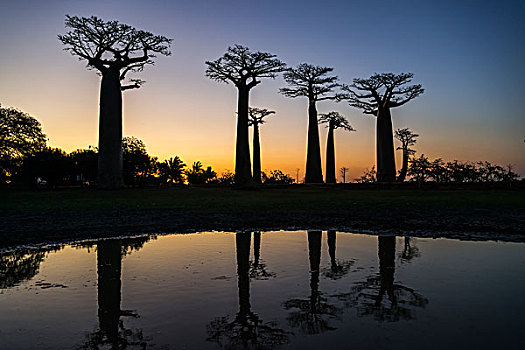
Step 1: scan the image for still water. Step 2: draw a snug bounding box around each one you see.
[1,231,524,349]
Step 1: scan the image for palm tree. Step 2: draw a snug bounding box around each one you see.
[318,112,355,183]
[158,156,186,184]
[248,107,275,183]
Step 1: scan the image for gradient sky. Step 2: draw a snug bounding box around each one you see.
[1,0,524,179]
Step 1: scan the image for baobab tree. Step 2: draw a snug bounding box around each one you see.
[58,15,172,189]
[318,112,355,183]
[248,107,275,183]
[205,45,286,186]
[343,73,423,182]
[280,64,346,183]
[339,167,349,183]
[395,128,419,182]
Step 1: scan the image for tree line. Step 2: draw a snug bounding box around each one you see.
[0,15,521,188]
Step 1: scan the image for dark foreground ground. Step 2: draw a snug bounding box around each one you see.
[1,184,524,249]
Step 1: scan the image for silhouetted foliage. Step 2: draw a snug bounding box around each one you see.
[248,107,276,184]
[69,147,98,185]
[157,156,186,185]
[205,45,286,186]
[395,128,419,182]
[407,155,520,184]
[280,64,346,183]
[19,147,71,188]
[343,73,424,182]
[186,161,217,184]
[58,15,172,189]
[262,170,295,184]
[0,246,62,289]
[122,136,158,187]
[0,104,47,185]
[318,112,355,183]
[217,169,235,185]
[355,166,377,183]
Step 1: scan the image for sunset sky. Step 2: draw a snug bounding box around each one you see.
[1,0,524,179]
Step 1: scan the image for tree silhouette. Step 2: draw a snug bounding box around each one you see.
[207,232,289,348]
[158,156,186,184]
[343,73,423,182]
[58,15,172,189]
[248,108,276,184]
[80,237,152,349]
[205,45,286,186]
[339,167,349,183]
[0,104,47,184]
[334,236,428,322]
[283,231,342,334]
[185,161,217,184]
[0,246,62,289]
[280,64,346,183]
[318,112,355,183]
[395,128,419,182]
[323,230,354,280]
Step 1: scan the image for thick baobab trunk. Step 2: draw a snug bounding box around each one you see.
[327,230,337,270]
[235,87,253,186]
[307,231,322,311]
[252,123,261,184]
[325,123,336,183]
[378,236,396,304]
[305,101,323,183]
[376,108,396,182]
[97,67,123,189]
[397,149,409,182]
[236,232,251,317]
[97,239,122,344]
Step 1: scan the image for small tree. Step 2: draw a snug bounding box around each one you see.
[58,15,172,189]
[205,45,286,186]
[248,107,275,183]
[318,112,355,183]
[186,161,217,184]
[339,167,349,183]
[0,104,47,184]
[343,73,423,182]
[394,128,419,182]
[355,166,377,183]
[280,64,346,183]
[158,156,186,185]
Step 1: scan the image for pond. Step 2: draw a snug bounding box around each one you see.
[1,231,524,349]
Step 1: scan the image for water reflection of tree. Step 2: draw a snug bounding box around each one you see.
[334,236,428,322]
[207,232,289,349]
[0,246,62,289]
[322,230,354,280]
[399,237,420,263]
[283,231,343,335]
[80,236,153,349]
[249,231,276,280]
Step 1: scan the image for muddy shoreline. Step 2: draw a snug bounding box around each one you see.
[2,207,524,250]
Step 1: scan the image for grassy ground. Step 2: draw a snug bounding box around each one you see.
[1,184,524,248]
[2,184,523,211]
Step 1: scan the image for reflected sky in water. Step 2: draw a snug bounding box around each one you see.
[1,231,524,349]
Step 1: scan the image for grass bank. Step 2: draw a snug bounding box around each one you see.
[1,184,524,248]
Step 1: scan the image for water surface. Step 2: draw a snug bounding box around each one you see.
[1,231,524,349]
